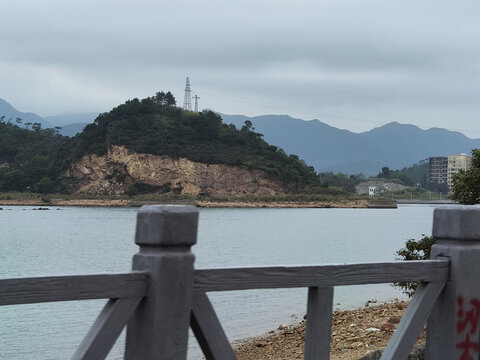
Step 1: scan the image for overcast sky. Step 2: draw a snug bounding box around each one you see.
[1,0,479,137]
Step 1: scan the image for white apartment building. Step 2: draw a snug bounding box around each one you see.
[447,153,472,191]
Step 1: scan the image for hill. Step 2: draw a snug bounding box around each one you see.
[67,96,318,187]
[221,114,480,175]
[0,93,323,196]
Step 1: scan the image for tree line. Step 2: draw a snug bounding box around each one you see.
[0,118,70,193]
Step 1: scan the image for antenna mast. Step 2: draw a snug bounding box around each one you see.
[193,94,200,112]
[183,77,192,111]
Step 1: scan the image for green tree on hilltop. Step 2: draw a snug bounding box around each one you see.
[377,166,391,179]
[451,149,480,205]
[154,91,176,106]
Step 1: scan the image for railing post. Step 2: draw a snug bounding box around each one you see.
[426,205,480,360]
[125,205,199,360]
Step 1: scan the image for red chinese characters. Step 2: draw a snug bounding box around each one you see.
[456,296,480,360]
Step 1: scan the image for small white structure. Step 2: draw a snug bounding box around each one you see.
[356,180,407,195]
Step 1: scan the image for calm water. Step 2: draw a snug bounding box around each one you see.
[0,204,441,359]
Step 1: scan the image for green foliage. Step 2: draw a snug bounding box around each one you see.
[0,119,68,193]
[377,166,391,179]
[125,182,182,198]
[451,149,480,204]
[394,235,436,297]
[318,172,365,193]
[34,177,56,194]
[153,91,176,106]
[383,160,428,187]
[1,170,29,192]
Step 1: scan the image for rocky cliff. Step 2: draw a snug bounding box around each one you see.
[64,146,288,196]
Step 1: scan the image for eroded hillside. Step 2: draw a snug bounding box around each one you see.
[64,146,288,197]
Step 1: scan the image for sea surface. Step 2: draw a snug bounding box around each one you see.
[0,204,442,359]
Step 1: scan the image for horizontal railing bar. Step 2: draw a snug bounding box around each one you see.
[0,272,148,306]
[194,260,449,292]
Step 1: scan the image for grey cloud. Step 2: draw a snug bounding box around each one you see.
[0,0,479,137]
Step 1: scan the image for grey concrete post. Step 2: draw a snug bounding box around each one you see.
[426,205,480,360]
[125,205,199,360]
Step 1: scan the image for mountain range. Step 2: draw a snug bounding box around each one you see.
[0,98,97,137]
[1,97,479,175]
[0,98,50,128]
[221,114,480,175]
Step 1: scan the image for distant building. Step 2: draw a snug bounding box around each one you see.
[428,154,472,193]
[447,153,472,191]
[355,180,406,196]
[428,157,448,193]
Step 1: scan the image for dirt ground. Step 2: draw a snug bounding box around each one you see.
[234,301,425,360]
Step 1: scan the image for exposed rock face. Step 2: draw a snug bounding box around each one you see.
[64,145,287,196]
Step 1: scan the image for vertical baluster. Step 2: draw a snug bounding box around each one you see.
[304,286,334,360]
[190,291,237,360]
[426,206,480,360]
[125,205,199,360]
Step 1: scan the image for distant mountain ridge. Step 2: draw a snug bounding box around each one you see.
[220,114,480,175]
[2,97,479,176]
[44,113,98,127]
[0,98,95,136]
[0,98,52,129]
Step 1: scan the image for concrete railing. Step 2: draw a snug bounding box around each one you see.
[1,204,480,359]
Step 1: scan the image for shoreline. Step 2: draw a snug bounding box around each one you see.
[234,300,423,360]
[0,198,129,207]
[0,198,397,209]
[195,199,373,208]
